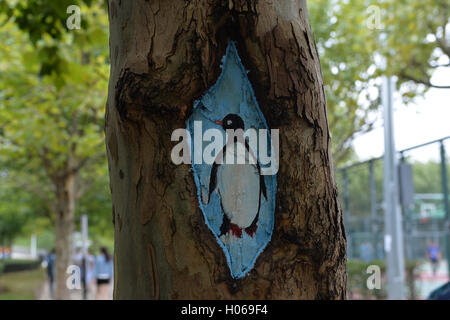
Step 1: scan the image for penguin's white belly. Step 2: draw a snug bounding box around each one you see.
[217,163,260,228]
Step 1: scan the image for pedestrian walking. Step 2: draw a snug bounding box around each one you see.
[94,247,113,300]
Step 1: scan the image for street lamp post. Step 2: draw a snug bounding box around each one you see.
[382,76,406,299]
[439,141,450,277]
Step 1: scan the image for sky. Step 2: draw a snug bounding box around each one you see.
[352,67,450,163]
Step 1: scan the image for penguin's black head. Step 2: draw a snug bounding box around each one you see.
[215,114,244,130]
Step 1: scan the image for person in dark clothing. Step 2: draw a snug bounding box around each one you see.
[46,249,56,298]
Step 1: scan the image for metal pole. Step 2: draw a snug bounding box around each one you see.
[382,76,406,299]
[369,160,378,258]
[399,154,412,261]
[30,234,37,259]
[343,169,352,259]
[439,141,450,277]
[81,214,88,300]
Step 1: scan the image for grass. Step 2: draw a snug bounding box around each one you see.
[0,268,46,300]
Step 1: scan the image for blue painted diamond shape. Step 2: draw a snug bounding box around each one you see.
[186,42,277,278]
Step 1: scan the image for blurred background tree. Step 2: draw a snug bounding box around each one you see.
[383,0,450,91]
[0,1,109,299]
[0,178,33,249]
[309,0,450,164]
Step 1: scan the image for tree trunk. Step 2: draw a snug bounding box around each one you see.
[53,173,76,300]
[106,0,346,299]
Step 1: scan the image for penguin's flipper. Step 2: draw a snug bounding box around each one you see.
[260,174,267,200]
[207,162,219,204]
[218,207,231,237]
[207,145,226,204]
[256,161,267,200]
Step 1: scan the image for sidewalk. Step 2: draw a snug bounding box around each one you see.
[415,260,449,299]
[38,281,108,300]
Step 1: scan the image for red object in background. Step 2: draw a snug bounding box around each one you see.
[420,217,430,224]
[0,247,11,254]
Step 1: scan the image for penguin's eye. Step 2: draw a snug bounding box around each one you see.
[227,120,232,125]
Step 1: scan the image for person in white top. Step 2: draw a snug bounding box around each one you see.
[94,247,114,300]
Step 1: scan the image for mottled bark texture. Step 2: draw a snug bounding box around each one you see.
[106,0,346,299]
[53,173,76,300]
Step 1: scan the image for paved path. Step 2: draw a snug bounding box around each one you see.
[38,281,111,300]
[415,260,449,299]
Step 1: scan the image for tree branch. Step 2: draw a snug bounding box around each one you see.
[399,70,450,89]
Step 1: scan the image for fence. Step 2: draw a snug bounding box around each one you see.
[337,136,450,275]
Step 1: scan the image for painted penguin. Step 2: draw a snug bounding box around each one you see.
[207,113,267,239]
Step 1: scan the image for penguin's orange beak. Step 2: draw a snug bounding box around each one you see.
[215,120,223,126]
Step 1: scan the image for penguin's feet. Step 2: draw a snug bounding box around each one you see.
[229,223,243,238]
[245,223,258,237]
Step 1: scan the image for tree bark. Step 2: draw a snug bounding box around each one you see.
[106,0,346,299]
[53,173,76,300]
